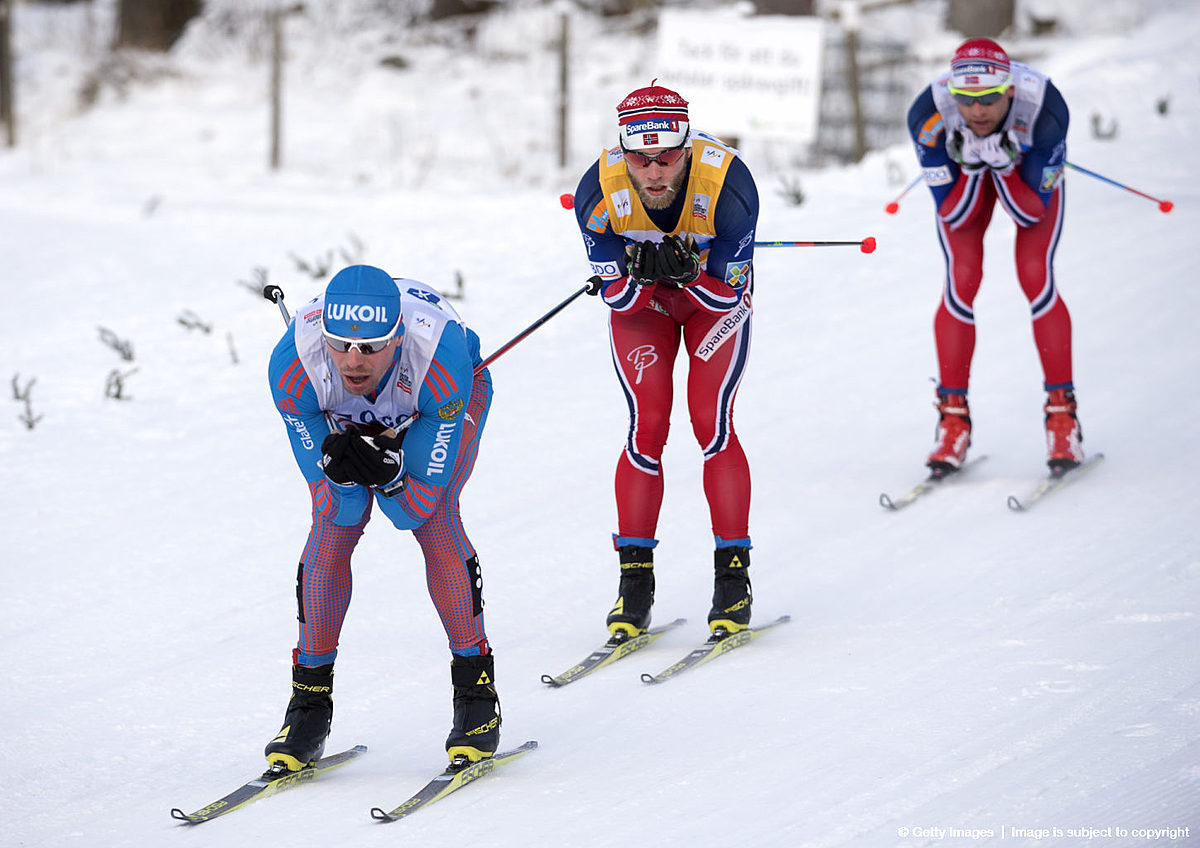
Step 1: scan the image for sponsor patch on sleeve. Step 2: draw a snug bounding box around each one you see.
[918,114,944,147]
[1040,165,1064,192]
[922,165,954,186]
[586,200,610,233]
[725,262,751,288]
[590,260,621,280]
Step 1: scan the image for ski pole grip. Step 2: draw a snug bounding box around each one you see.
[263,284,284,304]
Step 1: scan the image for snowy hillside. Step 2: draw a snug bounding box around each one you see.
[2,1,1198,846]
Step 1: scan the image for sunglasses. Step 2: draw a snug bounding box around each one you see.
[323,331,396,355]
[948,84,1011,106]
[621,139,689,168]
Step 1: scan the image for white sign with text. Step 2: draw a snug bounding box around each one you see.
[656,11,824,143]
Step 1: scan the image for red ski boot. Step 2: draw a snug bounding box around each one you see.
[927,393,971,474]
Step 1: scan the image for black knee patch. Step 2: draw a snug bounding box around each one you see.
[295,561,306,623]
[465,555,484,617]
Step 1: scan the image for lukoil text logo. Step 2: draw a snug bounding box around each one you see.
[426,421,458,476]
[326,303,389,324]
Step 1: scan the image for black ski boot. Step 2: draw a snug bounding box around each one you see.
[605,544,655,638]
[708,546,752,635]
[264,664,334,772]
[446,653,501,764]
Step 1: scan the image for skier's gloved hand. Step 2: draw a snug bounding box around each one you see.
[977,129,1020,174]
[320,431,406,496]
[657,234,702,286]
[947,130,987,170]
[626,240,660,287]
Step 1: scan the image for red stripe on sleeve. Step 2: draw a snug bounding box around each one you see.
[281,358,310,398]
[423,360,456,402]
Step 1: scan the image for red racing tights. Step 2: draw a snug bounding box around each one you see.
[608,286,752,544]
[934,179,1073,394]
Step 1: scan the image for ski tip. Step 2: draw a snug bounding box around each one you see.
[370,807,395,822]
[170,808,201,824]
[879,493,897,510]
[640,673,660,684]
[540,674,563,687]
[1006,495,1025,512]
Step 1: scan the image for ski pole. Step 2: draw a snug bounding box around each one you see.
[884,174,923,215]
[1064,161,1174,212]
[561,192,877,252]
[755,237,876,253]
[476,277,602,372]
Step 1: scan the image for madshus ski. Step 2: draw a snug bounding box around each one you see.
[170,745,367,824]
[1007,452,1105,511]
[641,615,791,684]
[370,740,538,822]
[541,618,687,687]
[879,455,988,511]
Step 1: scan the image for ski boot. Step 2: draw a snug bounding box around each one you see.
[708,546,752,635]
[264,663,334,772]
[446,652,501,765]
[605,544,655,638]
[927,392,971,474]
[1044,388,1084,472]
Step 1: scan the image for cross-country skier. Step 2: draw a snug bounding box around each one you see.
[570,82,760,640]
[907,38,1084,472]
[265,264,498,771]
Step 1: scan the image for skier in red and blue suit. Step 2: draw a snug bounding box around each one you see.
[263,265,500,773]
[907,38,1084,474]
[571,82,760,640]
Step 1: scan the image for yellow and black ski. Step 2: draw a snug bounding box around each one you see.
[170,745,367,824]
[640,616,791,685]
[540,618,686,687]
[369,740,537,822]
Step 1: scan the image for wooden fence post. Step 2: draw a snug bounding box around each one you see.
[1,0,14,148]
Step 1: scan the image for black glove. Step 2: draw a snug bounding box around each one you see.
[657,234,702,286]
[320,432,406,496]
[626,240,660,286]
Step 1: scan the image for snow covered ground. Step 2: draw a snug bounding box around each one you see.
[2,1,1198,846]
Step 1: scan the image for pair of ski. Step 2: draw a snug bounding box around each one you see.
[879,453,1105,512]
[170,740,537,825]
[540,614,791,688]
[172,616,789,824]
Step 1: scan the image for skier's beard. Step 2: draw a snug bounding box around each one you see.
[632,166,688,211]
